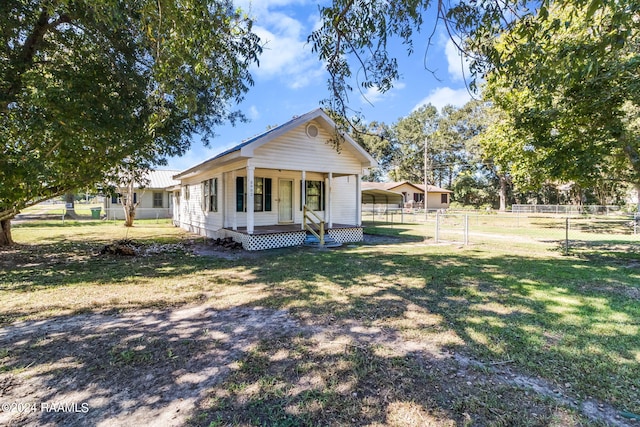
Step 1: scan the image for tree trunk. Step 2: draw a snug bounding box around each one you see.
[65,193,77,218]
[0,219,13,246]
[123,204,136,227]
[636,184,640,213]
[498,174,508,211]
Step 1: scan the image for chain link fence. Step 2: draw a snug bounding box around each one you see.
[363,208,640,254]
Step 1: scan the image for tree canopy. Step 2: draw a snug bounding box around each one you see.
[312,0,639,206]
[0,0,261,244]
[482,0,640,201]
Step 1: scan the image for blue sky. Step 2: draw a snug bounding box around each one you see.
[166,0,472,171]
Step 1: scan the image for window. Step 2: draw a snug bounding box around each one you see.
[441,193,448,204]
[153,192,164,208]
[301,181,325,211]
[253,177,272,212]
[209,178,217,212]
[202,178,218,212]
[236,177,271,212]
[236,177,245,212]
[119,193,137,205]
[184,185,190,200]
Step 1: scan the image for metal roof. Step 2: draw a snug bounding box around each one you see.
[362,181,453,193]
[138,170,180,189]
[361,188,404,205]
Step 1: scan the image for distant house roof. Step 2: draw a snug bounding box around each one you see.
[174,108,377,180]
[146,170,180,189]
[411,183,453,194]
[362,181,452,193]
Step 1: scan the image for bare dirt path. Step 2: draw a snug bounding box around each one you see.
[0,302,632,426]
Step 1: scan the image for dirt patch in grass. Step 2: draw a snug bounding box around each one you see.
[0,304,629,426]
[0,305,299,426]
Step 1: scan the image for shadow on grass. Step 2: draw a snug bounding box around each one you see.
[0,306,310,426]
[240,246,640,416]
[0,242,209,292]
[1,231,639,424]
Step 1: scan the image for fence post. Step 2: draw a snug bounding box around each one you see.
[435,211,440,243]
[565,217,569,256]
[464,214,469,245]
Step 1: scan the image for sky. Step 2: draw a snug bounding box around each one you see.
[165,0,473,171]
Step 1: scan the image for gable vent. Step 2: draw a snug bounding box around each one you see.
[306,123,319,138]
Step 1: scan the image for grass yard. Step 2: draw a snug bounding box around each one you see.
[20,202,104,216]
[0,219,638,426]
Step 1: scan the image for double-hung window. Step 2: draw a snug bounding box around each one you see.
[153,192,163,208]
[236,177,271,212]
[302,181,325,211]
[202,178,218,212]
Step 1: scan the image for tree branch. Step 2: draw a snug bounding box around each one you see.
[2,8,73,111]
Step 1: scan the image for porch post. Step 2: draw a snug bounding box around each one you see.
[247,165,255,234]
[327,173,333,228]
[232,170,237,231]
[301,170,306,230]
[220,172,225,228]
[356,173,362,226]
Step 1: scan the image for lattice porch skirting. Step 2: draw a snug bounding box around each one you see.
[222,226,363,251]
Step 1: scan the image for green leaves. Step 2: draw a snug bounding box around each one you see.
[309,0,430,118]
[483,0,640,192]
[1,0,262,227]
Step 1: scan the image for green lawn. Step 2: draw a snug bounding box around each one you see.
[21,202,104,216]
[1,220,638,425]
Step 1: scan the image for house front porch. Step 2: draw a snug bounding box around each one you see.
[221,223,363,251]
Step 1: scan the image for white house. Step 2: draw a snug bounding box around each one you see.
[104,170,179,220]
[172,109,378,250]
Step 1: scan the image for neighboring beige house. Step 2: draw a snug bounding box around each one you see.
[103,170,179,220]
[361,181,452,210]
[171,109,377,250]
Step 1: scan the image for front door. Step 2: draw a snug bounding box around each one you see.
[278,179,293,223]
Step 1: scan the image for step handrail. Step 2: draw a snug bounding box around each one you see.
[303,205,325,245]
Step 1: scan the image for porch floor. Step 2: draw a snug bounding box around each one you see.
[226,223,360,235]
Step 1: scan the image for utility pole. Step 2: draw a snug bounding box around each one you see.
[424,136,429,221]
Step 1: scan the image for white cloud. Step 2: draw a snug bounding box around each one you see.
[248,105,260,120]
[360,82,406,105]
[252,25,324,88]
[413,87,472,111]
[444,38,471,82]
[243,5,324,89]
[235,0,307,18]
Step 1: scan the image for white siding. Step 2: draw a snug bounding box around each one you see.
[330,176,358,225]
[176,174,227,236]
[175,118,372,236]
[103,190,172,220]
[252,122,363,174]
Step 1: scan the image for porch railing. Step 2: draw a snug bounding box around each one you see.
[303,205,325,245]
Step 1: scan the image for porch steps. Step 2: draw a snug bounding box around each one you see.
[303,233,342,248]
